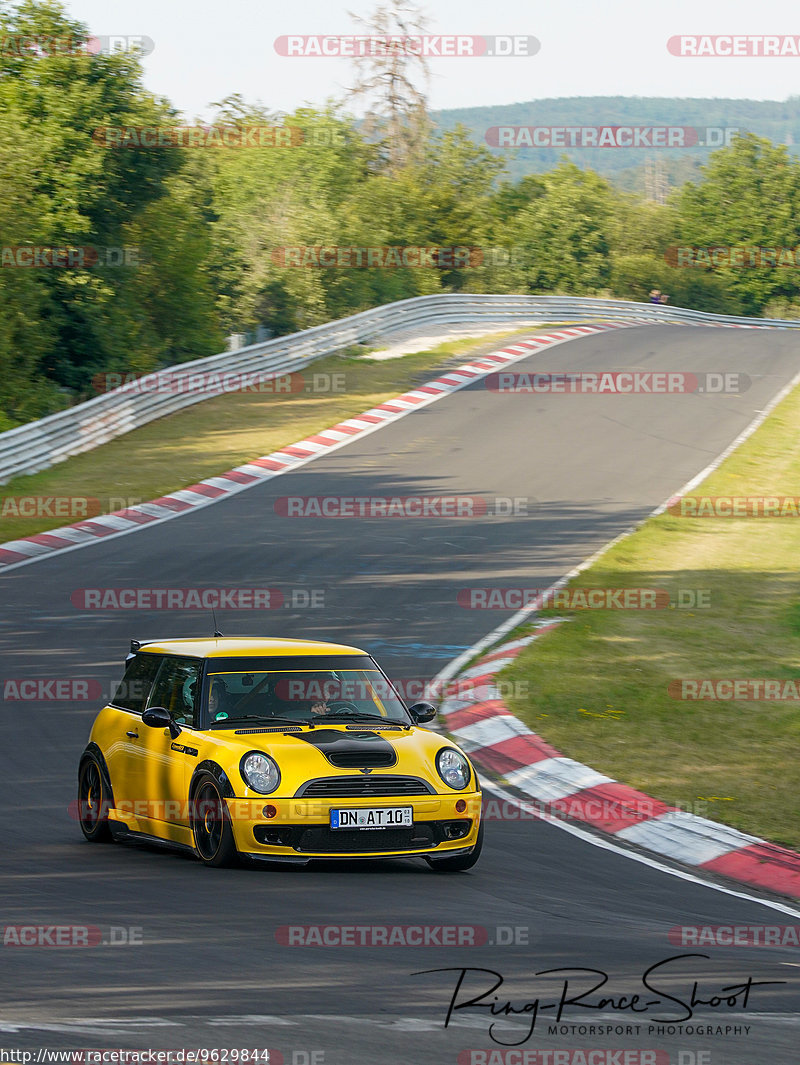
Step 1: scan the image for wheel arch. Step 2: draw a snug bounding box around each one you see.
[78,743,116,807]
[189,760,236,800]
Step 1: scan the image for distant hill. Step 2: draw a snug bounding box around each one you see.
[431,96,800,190]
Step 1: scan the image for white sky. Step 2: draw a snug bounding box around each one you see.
[58,0,800,121]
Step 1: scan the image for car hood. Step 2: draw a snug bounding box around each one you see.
[222,723,467,783]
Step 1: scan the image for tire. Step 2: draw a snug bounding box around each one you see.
[191,774,238,867]
[77,756,113,843]
[426,819,483,873]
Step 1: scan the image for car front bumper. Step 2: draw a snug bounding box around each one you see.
[224,793,482,859]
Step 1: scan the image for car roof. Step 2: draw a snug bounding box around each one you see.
[134,637,369,659]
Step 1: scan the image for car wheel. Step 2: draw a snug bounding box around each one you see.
[426,819,483,872]
[191,775,238,867]
[77,756,113,843]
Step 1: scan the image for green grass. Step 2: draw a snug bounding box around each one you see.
[500,383,800,849]
[0,328,548,543]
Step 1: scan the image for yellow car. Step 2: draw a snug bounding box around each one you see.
[77,637,483,870]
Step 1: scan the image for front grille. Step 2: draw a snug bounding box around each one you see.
[296,775,434,798]
[295,824,437,853]
[326,750,396,769]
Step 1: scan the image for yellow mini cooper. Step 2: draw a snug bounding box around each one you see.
[77,637,483,870]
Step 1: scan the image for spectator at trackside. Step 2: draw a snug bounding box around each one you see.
[649,289,662,304]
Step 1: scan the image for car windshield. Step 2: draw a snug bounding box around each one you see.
[204,665,410,727]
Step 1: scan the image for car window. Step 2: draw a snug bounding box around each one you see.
[204,667,409,725]
[111,653,162,714]
[147,656,202,727]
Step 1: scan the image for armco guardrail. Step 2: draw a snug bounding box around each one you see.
[2,293,799,485]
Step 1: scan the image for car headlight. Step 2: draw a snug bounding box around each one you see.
[436,747,471,791]
[240,751,281,794]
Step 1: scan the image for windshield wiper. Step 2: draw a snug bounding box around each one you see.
[208,715,312,729]
[322,711,411,730]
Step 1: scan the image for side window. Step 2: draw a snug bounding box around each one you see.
[147,656,202,727]
[112,654,162,714]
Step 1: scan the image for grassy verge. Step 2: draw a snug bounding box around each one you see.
[0,327,548,543]
[500,382,800,849]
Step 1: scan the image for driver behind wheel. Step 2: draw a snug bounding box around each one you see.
[308,671,343,716]
[269,672,341,717]
[307,672,368,717]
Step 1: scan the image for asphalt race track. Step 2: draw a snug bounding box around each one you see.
[2,324,800,1064]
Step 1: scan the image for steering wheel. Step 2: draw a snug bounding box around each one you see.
[324,701,361,715]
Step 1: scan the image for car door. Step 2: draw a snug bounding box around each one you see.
[133,654,203,843]
[103,652,163,819]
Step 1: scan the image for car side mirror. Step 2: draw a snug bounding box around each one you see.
[142,706,182,739]
[408,702,437,724]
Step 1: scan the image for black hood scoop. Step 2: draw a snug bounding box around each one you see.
[294,729,397,769]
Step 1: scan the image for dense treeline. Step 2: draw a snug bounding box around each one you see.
[3,1,800,429]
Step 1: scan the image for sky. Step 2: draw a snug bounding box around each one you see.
[56,0,800,121]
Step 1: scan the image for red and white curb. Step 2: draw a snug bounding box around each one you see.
[0,323,635,573]
[441,624,800,898]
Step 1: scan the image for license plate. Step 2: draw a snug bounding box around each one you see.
[330,806,413,830]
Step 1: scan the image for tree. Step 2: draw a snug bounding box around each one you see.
[204,103,377,335]
[344,0,431,173]
[676,134,800,314]
[503,163,620,294]
[0,113,57,425]
[0,0,224,411]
